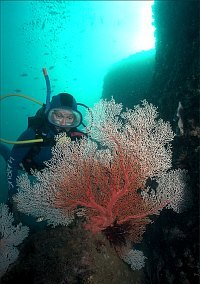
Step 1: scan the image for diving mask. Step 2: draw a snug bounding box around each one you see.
[48,108,82,128]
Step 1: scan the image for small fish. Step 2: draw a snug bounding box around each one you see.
[20,73,28,77]
[14,89,22,92]
[36,217,45,222]
[42,20,46,30]
[34,77,39,80]
[49,11,59,15]
[49,66,54,70]
[44,52,49,55]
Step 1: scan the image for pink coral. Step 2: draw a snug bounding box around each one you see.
[54,136,166,241]
[16,99,187,248]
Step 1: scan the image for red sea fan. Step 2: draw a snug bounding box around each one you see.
[53,136,166,245]
[16,99,188,247]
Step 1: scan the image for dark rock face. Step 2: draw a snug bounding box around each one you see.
[147,1,199,126]
[102,1,199,284]
[102,49,155,109]
[142,209,199,284]
[1,221,143,284]
[143,2,199,284]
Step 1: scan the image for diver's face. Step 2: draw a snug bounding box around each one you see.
[52,110,75,126]
[48,107,82,130]
[49,109,75,128]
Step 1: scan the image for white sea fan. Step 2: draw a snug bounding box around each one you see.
[155,169,189,213]
[141,168,189,213]
[14,99,189,236]
[121,249,147,270]
[15,173,75,227]
[0,203,29,278]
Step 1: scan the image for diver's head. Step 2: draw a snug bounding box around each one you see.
[46,93,82,129]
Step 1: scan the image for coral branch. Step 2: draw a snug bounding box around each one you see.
[15,99,188,264]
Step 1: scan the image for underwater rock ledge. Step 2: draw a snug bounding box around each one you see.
[1,221,144,284]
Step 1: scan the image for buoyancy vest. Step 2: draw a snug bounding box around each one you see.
[22,106,87,173]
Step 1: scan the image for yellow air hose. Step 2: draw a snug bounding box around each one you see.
[0,94,44,144]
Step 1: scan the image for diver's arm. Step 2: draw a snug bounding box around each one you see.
[7,128,36,201]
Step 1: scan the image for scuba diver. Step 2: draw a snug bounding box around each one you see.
[6,92,87,203]
[0,69,91,212]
